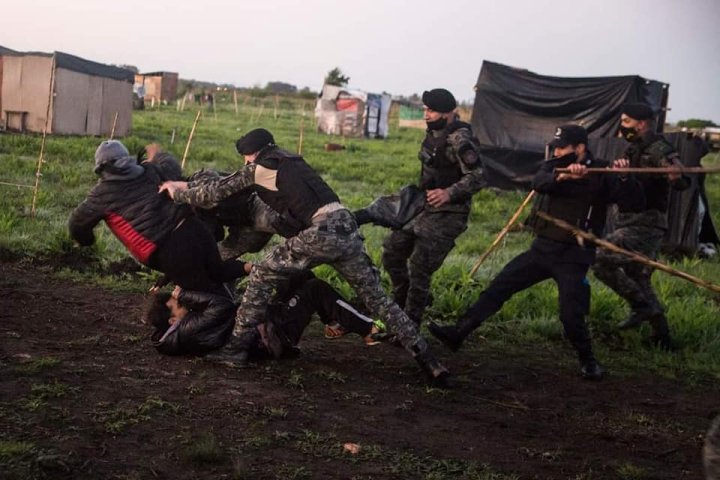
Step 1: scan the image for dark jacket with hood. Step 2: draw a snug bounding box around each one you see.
[152,290,236,356]
[69,153,190,264]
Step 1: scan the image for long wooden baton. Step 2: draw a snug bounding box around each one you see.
[181,109,202,170]
[469,190,536,277]
[556,166,720,175]
[534,211,720,294]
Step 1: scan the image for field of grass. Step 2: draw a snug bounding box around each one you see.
[1,94,719,381]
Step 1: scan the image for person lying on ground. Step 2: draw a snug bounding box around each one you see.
[146,269,385,359]
[69,140,246,294]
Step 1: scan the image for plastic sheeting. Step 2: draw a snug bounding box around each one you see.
[471,60,668,190]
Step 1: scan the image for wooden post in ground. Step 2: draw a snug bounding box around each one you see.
[469,190,536,277]
[255,102,265,123]
[233,90,239,116]
[212,92,217,122]
[298,116,305,155]
[181,110,202,171]
[109,112,119,139]
[274,95,279,120]
[31,55,56,217]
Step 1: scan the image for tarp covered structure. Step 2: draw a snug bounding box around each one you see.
[470,60,717,253]
[471,60,668,189]
[0,46,133,136]
[315,84,391,138]
[134,71,179,103]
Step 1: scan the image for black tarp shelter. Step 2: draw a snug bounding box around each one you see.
[470,60,718,253]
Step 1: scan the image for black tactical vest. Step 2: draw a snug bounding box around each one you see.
[418,121,472,192]
[527,156,608,244]
[254,148,339,229]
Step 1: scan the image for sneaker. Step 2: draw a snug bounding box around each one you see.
[363,325,391,346]
[324,323,347,339]
[428,321,464,352]
[580,359,605,381]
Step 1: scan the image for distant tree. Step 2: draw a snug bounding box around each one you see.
[677,119,717,129]
[324,67,350,87]
[266,81,298,94]
[116,64,139,73]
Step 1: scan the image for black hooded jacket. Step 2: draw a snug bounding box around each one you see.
[69,155,190,264]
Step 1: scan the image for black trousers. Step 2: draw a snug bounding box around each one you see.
[460,240,594,362]
[148,216,246,293]
[272,278,375,347]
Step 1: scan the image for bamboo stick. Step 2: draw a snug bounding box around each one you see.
[298,116,305,155]
[31,55,56,217]
[555,166,720,175]
[212,93,217,122]
[0,181,33,188]
[181,110,202,170]
[535,211,720,294]
[109,112,119,139]
[233,90,239,116]
[469,190,536,277]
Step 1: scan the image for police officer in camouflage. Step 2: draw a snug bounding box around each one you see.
[593,103,689,350]
[159,128,452,387]
[429,125,638,380]
[380,88,487,324]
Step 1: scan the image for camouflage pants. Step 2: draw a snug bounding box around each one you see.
[382,210,468,322]
[593,225,665,315]
[235,208,429,356]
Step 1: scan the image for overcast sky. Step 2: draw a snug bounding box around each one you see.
[3,0,719,122]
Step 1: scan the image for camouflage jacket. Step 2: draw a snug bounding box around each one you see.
[419,122,487,214]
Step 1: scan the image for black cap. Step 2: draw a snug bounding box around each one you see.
[422,88,457,113]
[235,128,275,155]
[622,103,655,121]
[548,124,588,148]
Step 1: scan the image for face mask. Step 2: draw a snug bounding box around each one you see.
[619,125,639,142]
[554,152,578,164]
[426,117,448,131]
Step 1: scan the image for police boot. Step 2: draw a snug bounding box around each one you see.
[618,304,663,330]
[648,313,675,352]
[579,358,605,381]
[414,351,454,389]
[428,321,465,352]
[204,329,258,367]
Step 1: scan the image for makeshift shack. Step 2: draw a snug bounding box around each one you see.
[315,84,391,138]
[470,60,717,253]
[0,46,133,136]
[134,71,178,104]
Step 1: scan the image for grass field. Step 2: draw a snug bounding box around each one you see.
[1,94,719,381]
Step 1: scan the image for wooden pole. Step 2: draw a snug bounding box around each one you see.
[212,93,217,122]
[469,190,536,277]
[535,211,720,294]
[181,110,202,170]
[555,166,720,175]
[274,95,279,120]
[298,116,305,155]
[109,112,119,139]
[233,90,239,116]
[170,128,176,145]
[31,55,56,217]
[255,102,265,122]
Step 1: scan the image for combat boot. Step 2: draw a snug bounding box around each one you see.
[414,351,454,389]
[648,312,674,352]
[204,330,258,367]
[617,305,663,330]
[428,321,464,352]
[579,358,605,381]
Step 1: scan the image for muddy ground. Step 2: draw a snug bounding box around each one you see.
[0,262,717,480]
